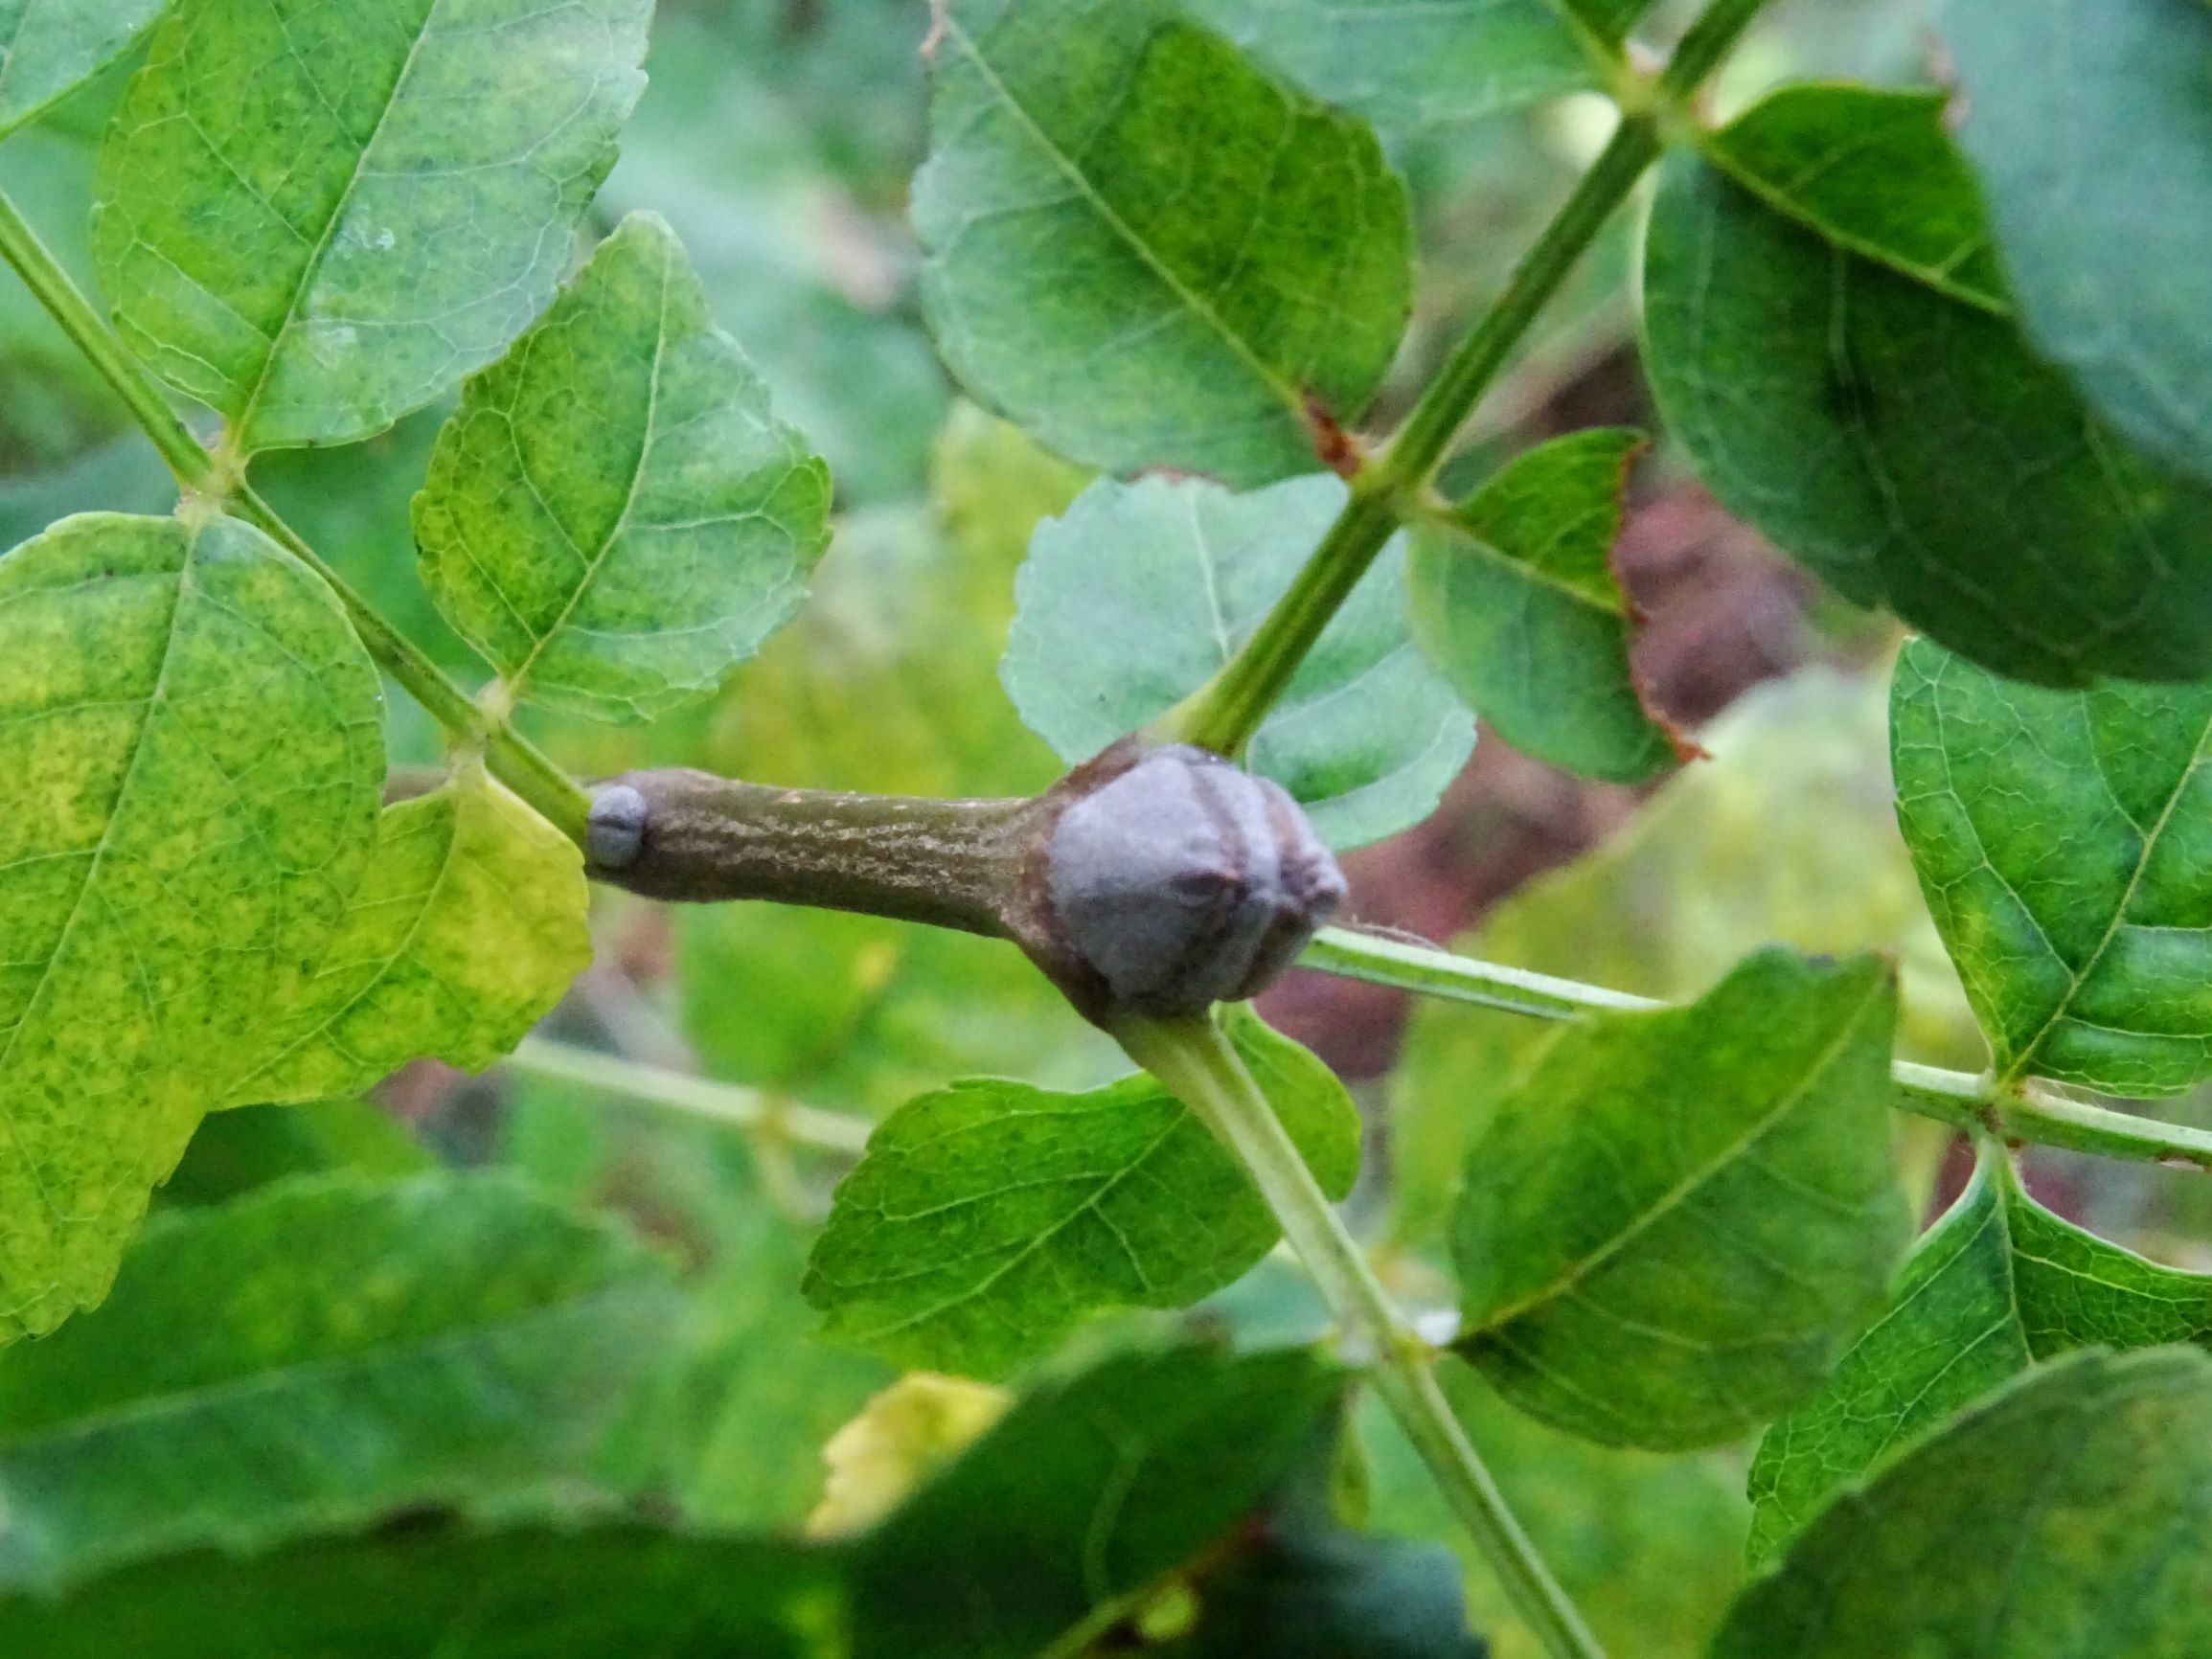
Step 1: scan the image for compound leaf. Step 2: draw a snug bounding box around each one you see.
[1002,473,1474,849]
[1644,82,2212,685]
[1451,948,1908,1450]
[1891,634,2212,1095]
[92,0,651,452]
[415,212,832,720]
[1409,427,1677,784]
[1941,0,2212,484]
[804,1011,1359,1379]
[228,766,590,1107]
[1748,1142,2212,1561]
[0,511,382,1345]
[0,0,169,139]
[1715,1348,2212,1658]
[1185,0,1597,130]
[0,1170,683,1593]
[917,0,1411,487]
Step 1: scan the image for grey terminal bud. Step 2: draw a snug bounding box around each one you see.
[586,783,650,872]
[1045,744,1347,1016]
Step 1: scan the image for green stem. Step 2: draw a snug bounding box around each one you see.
[1114,1012,1609,1659]
[0,191,212,489]
[0,185,593,848]
[1302,925,2212,1174]
[1156,0,1777,761]
[1160,110,1661,757]
[503,1036,874,1157]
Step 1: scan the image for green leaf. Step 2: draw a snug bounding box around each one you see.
[91,0,650,452]
[1940,0,2212,483]
[850,1336,1345,1659]
[1387,670,1982,1253]
[1184,0,1597,130]
[804,1010,1360,1379]
[0,1170,683,1593]
[1643,83,2212,685]
[1700,84,2007,312]
[1002,473,1475,849]
[0,0,167,140]
[0,1523,840,1657]
[228,766,589,1106]
[0,511,382,1343]
[1891,634,2212,1095]
[1746,1142,2212,1563]
[917,0,1412,487]
[1450,948,1908,1450]
[162,1100,429,1208]
[1409,428,1676,784]
[415,213,832,720]
[1713,1348,2212,1658]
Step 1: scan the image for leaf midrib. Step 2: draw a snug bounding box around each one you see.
[1467,969,1888,1334]
[0,1271,654,1452]
[2000,703,2212,1086]
[229,0,444,443]
[0,534,192,1244]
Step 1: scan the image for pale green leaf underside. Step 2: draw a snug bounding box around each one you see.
[1892,635,2212,1096]
[804,1011,1360,1380]
[1001,472,1474,850]
[1185,0,1596,130]
[0,511,382,1345]
[0,0,168,139]
[1451,948,1907,1450]
[1747,1143,2212,1561]
[0,1170,681,1594]
[917,0,1412,488]
[1942,0,2212,485]
[1644,86,2212,686]
[416,212,832,720]
[230,767,590,1107]
[92,0,651,452]
[1716,1348,2212,1657]
[1409,427,1675,784]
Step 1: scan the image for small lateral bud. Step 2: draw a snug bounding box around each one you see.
[1044,744,1347,1016]
[586,783,650,871]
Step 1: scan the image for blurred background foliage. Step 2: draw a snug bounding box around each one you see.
[7,1,2203,1652]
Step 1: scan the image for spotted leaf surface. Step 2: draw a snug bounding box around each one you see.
[0,512,382,1344]
[230,767,590,1107]
[92,0,651,451]
[416,213,831,719]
